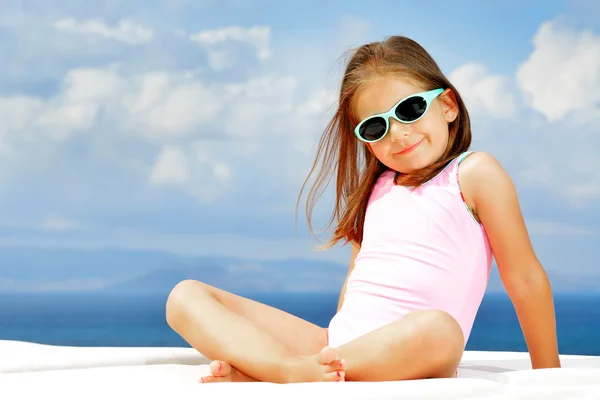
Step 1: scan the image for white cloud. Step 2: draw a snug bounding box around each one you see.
[0,67,223,146]
[54,18,154,45]
[175,141,235,202]
[565,183,600,203]
[221,75,298,138]
[449,62,517,119]
[41,215,81,232]
[516,20,600,122]
[1,67,133,151]
[516,157,555,185]
[296,87,337,118]
[458,20,600,205]
[203,50,235,71]
[515,136,600,205]
[126,73,223,139]
[189,25,271,70]
[0,60,338,209]
[0,96,45,156]
[33,102,98,142]
[292,86,338,155]
[0,68,117,153]
[526,219,598,236]
[149,143,235,201]
[213,162,231,181]
[149,146,190,185]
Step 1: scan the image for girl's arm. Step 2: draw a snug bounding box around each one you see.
[460,152,561,369]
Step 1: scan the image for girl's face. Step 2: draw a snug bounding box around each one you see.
[352,75,459,175]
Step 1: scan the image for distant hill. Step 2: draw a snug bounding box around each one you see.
[0,246,348,293]
[0,247,181,280]
[2,245,596,294]
[104,257,350,293]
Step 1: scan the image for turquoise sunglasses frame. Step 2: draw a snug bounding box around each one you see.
[354,88,445,143]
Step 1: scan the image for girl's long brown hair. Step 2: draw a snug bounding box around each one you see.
[297,35,472,250]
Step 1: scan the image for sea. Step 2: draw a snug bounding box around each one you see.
[0,292,598,355]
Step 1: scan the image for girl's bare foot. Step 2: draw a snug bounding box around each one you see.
[284,346,346,383]
[200,360,257,383]
[200,347,346,384]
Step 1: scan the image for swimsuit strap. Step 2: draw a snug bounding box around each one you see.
[456,151,474,165]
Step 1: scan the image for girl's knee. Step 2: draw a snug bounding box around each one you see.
[408,310,463,340]
[407,310,465,364]
[165,279,208,326]
[167,279,206,301]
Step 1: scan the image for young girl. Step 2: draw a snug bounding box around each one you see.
[165,35,561,383]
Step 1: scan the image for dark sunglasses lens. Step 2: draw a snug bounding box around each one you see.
[359,116,387,141]
[395,96,427,121]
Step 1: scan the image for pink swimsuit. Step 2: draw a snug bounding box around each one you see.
[327,152,492,348]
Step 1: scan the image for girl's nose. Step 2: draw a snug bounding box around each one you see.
[388,119,410,142]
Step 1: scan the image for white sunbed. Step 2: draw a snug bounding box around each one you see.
[0,340,599,399]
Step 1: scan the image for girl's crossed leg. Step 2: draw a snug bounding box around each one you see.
[165,279,464,383]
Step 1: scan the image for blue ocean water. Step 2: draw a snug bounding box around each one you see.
[0,292,598,355]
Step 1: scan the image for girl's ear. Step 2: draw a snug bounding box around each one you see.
[439,88,459,123]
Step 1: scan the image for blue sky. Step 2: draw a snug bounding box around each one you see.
[0,0,599,289]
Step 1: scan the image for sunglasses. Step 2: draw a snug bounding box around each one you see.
[354,88,445,143]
